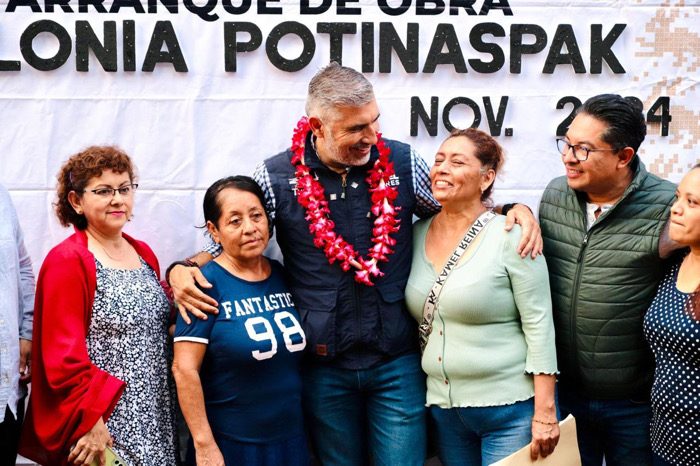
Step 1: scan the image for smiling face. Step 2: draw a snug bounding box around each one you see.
[207,187,269,263]
[430,136,495,208]
[68,169,133,236]
[311,97,380,170]
[670,168,700,249]
[562,113,633,201]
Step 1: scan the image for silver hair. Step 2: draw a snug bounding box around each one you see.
[305,62,374,121]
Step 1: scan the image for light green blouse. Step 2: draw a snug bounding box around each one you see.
[406,215,558,408]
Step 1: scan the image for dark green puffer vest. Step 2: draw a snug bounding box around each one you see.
[539,159,676,400]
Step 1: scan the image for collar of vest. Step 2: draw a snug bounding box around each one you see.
[304,131,380,172]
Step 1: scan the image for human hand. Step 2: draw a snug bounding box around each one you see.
[170,265,218,324]
[196,442,225,466]
[67,418,112,466]
[504,204,542,259]
[19,338,31,383]
[530,419,560,460]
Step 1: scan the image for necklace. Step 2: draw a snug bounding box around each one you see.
[290,116,401,286]
[87,231,128,262]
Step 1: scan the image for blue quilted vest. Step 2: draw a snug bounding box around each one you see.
[265,133,418,369]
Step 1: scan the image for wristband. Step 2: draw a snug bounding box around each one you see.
[501,203,517,216]
[502,203,533,216]
[165,260,190,286]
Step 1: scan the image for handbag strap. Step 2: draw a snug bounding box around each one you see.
[418,210,496,354]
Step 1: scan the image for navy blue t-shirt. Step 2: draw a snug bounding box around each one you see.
[174,259,306,444]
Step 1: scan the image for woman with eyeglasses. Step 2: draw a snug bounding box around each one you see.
[19,146,179,466]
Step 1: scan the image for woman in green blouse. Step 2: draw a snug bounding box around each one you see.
[406,128,559,465]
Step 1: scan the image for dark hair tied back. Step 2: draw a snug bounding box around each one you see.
[202,176,268,228]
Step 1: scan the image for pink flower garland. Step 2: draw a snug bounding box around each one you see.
[290,117,401,286]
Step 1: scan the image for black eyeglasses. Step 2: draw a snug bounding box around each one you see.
[80,184,138,198]
[556,139,617,162]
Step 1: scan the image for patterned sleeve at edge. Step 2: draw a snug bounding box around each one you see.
[411,147,441,219]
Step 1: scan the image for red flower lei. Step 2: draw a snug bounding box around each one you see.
[290,117,401,286]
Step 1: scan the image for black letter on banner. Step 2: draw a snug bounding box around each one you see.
[417,0,444,15]
[378,22,418,73]
[0,25,21,70]
[337,0,361,15]
[480,0,512,15]
[361,22,374,72]
[318,23,356,64]
[443,97,481,132]
[555,96,581,137]
[423,24,466,73]
[123,20,136,71]
[148,0,177,13]
[590,24,625,74]
[266,22,315,72]
[142,21,188,72]
[449,0,476,15]
[224,22,262,72]
[647,96,671,137]
[75,21,117,72]
[378,0,410,16]
[184,0,218,21]
[0,59,20,71]
[300,0,329,14]
[543,24,585,74]
[5,0,41,12]
[258,0,282,14]
[20,20,71,71]
[509,24,546,73]
[482,96,508,136]
[468,22,505,73]
[45,0,74,13]
[410,96,439,136]
[223,0,251,14]
[79,0,107,13]
[109,0,145,13]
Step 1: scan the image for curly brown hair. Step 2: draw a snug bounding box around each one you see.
[446,128,505,206]
[54,145,136,230]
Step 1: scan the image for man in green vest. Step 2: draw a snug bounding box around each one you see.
[539,94,680,466]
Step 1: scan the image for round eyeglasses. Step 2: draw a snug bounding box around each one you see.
[556,139,617,162]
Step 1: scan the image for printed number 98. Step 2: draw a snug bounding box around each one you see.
[244,311,306,360]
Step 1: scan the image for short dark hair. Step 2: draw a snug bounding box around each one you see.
[202,176,267,227]
[55,145,135,230]
[577,94,646,155]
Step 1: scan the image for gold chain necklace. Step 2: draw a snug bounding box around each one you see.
[87,231,128,262]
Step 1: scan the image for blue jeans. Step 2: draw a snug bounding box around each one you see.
[429,398,534,466]
[559,388,652,466]
[301,353,427,466]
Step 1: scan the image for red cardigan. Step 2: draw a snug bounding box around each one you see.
[19,229,161,465]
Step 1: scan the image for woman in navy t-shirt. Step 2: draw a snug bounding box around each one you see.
[173,176,308,466]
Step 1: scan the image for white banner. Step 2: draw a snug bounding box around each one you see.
[1,0,698,272]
